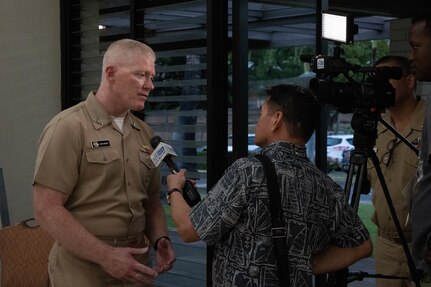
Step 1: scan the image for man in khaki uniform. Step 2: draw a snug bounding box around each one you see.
[410,7,431,287]
[33,39,176,286]
[368,55,426,287]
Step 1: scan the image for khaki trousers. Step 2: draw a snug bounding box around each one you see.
[376,235,412,287]
[48,233,151,287]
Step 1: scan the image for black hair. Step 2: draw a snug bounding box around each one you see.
[265,84,320,142]
[411,8,431,37]
[374,55,413,76]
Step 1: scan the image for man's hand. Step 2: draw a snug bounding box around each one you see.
[155,237,176,273]
[101,246,158,285]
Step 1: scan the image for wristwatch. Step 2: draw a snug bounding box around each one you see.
[166,188,182,205]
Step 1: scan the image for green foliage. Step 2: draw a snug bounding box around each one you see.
[247,46,315,80]
[341,40,390,66]
[246,40,389,83]
[329,40,390,83]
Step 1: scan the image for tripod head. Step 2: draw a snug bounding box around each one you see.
[350,108,419,156]
[350,109,381,153]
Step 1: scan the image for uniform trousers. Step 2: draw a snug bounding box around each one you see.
[376,235,412,287]
[48,232,151,287]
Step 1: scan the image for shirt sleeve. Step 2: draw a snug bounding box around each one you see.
[189,159,248,246]
[333,199,370,248]
[34,115,82,194]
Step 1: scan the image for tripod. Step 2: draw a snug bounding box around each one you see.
[327,110,421,287]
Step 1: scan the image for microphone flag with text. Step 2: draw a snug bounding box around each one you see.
[150,136,201,207]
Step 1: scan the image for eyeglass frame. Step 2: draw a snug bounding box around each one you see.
[380,138,400,167]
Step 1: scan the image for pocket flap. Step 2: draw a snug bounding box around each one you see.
[86,150,120,164]
[139,151,156,169]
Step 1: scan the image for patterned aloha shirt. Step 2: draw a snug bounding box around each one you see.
[189,141,369,287]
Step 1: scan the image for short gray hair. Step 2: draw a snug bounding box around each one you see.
[102,39,156,68]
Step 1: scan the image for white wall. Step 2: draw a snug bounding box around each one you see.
[0,0,61,224]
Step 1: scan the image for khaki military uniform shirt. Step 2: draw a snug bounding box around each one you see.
[34,92,160,286]
[368,97,426,240]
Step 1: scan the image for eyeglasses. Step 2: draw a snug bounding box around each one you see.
[380,138,399,167]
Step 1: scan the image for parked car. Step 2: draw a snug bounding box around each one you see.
[327,134,354,170]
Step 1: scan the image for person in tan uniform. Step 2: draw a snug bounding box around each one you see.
[409,7,431,286]
[367,55,426,287]
[33,39,176,286]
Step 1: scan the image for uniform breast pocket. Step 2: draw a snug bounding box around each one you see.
[86,149,120,164]
[138,151,157,190]
[138,151,156,170]
[85,149,121,177]
[402,155,419,183]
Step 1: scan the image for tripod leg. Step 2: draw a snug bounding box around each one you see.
[369,152,422,287]
[344,161,356,200]
[334,269,349,287]
[345,150,369,211]
[315,273,329,287]
[329,151,369,287]
[350,161,368,212]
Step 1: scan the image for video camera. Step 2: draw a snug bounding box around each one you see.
[301,12,402,114]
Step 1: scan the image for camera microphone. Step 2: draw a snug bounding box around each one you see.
[150,135,201,207]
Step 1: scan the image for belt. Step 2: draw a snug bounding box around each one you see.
[98,232,150,248]
[378,229,412,245]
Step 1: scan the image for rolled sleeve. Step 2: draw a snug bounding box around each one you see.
[334,201,370,248]
[190,162,247,246]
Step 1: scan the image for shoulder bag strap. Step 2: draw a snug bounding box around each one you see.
[255,154,290,286]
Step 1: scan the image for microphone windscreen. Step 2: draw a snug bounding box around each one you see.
[150,135,163,149]
[149,136,177,167]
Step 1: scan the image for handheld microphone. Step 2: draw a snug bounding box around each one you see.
[150,136,201,207]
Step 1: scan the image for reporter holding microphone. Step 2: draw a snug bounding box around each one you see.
[167,84,372,287]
